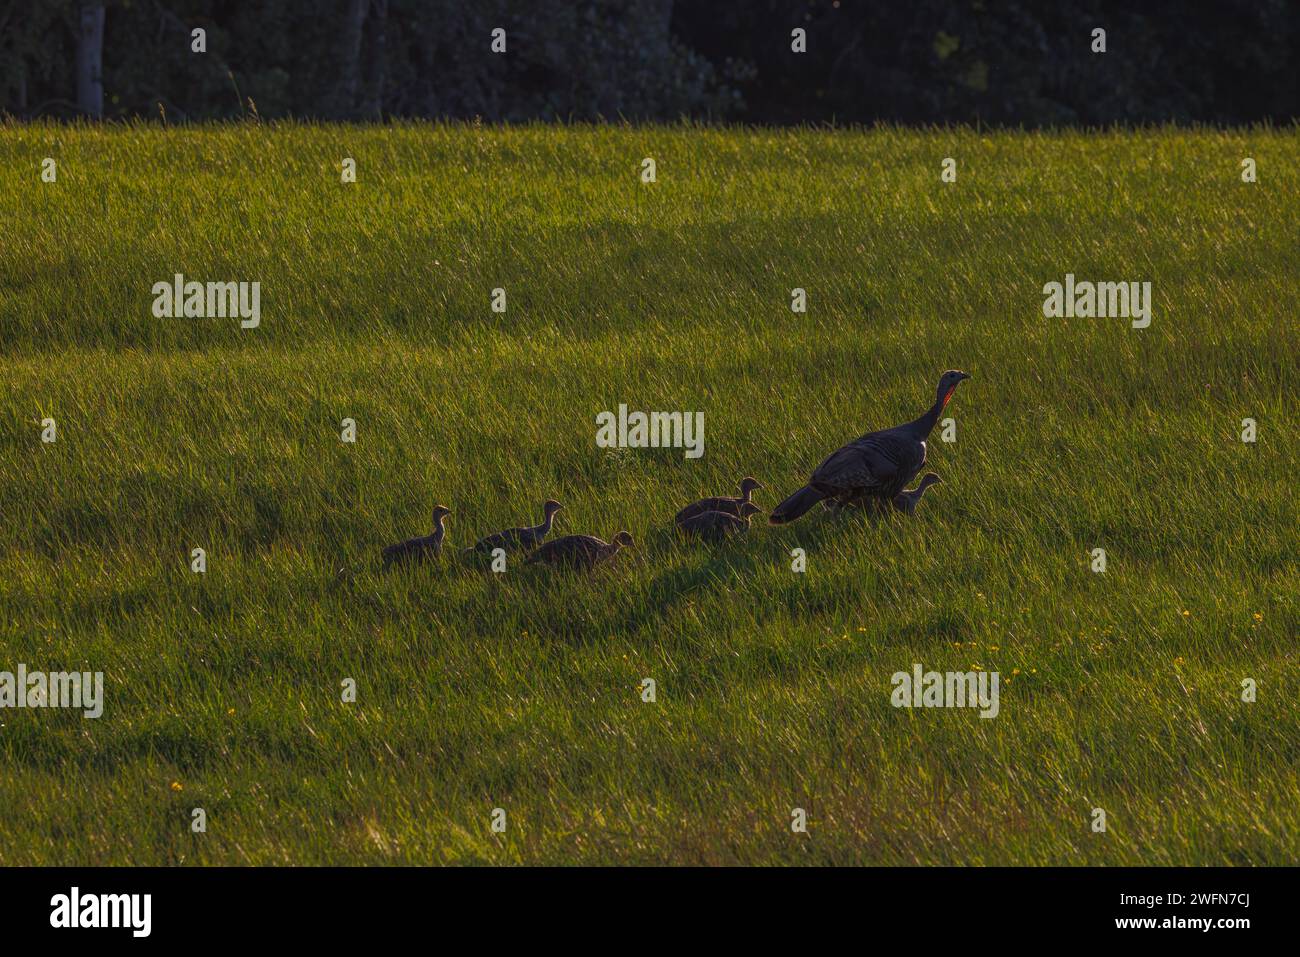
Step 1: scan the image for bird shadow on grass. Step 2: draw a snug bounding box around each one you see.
[763,506,893,553]
[609,506,916,636]
[588,525,774,638]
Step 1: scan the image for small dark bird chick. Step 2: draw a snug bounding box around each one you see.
[674,476,762,524]
[382,505,450,568]
[676,501,762,541]
[470,499,563,553]
[525,531,634,570]
[892,473,941,515]
[826,472,943,515]
[825,472,943,516]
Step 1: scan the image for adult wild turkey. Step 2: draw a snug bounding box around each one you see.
[382,505,451,567]
[677,502,762,541]
[674,477,762,524]
[825,472,942,515]
[469,499,563,553]
[770,370,969,524]
[525,531,634,570]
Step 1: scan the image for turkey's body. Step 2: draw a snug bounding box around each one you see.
[675,478,760,525]
[769,371,968,526]
[825,471,941,515]
[472,516,553,553]
[813,431,926,505]
[525,534,625,570]
[382,528,444,567]
[675,496,748,524]
[770,429,926,523]
[676,509,755,541]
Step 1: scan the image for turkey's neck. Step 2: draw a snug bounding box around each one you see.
[432,517,447,540]
[537,511,556,535]
[906,389,948,438]
[739,486,752,504]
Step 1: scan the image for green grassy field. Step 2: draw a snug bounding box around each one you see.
[0,122,1295,865]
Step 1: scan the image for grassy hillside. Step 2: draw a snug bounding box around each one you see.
[0,122,1295,864]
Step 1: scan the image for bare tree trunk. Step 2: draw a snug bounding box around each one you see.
[76,2,105,118]
[361,0,388,119]
[338,0,369,118]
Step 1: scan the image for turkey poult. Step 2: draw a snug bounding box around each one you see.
[825,472,942,516]
[770,370,970,525]
[893,473,941,515]
[525,531,634,570]
[677,501,762,541]
[382,505,451,567]
[469,499,563,553]
[674,477,762,524]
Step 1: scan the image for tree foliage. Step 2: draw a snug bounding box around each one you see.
[1,0,1293,124]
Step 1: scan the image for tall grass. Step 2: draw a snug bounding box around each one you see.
[0,122,1295,864]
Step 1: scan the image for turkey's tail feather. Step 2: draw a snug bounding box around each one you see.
[769,485,825,525]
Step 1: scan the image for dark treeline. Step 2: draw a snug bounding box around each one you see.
[2,0,1295,125]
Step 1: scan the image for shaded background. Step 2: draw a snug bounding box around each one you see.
[2,0,1296,124]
